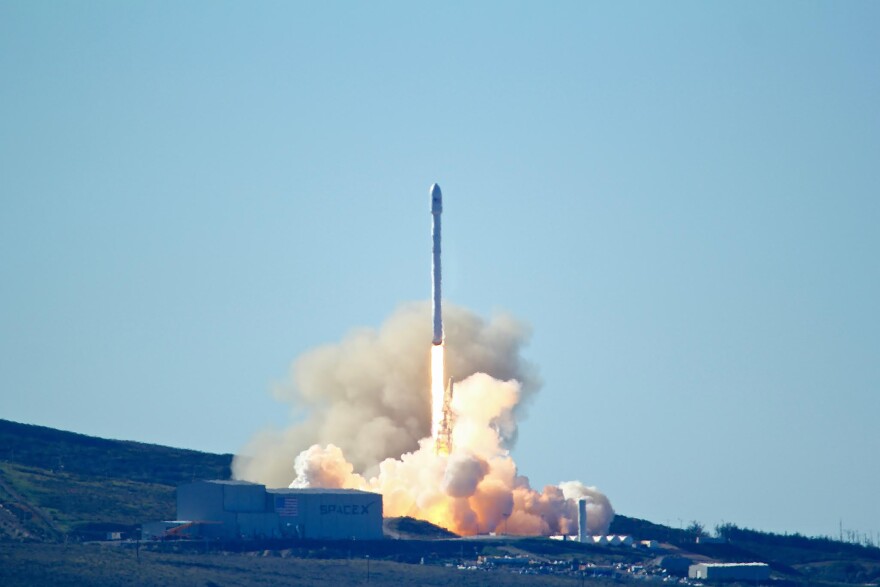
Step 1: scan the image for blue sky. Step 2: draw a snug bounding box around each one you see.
[2,2,878,539]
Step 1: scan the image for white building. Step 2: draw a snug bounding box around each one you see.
[173,480,383,540]
[688,562,770,582]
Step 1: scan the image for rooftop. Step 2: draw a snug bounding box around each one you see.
[697,563,769,568]
[267,487,379,496]
[197,479,262,486]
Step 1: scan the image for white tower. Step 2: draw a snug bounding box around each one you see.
[578,498,589,543]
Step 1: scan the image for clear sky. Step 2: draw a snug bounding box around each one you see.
[2,2,878,540]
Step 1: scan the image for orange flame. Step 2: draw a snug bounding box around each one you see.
[430,344,446,449]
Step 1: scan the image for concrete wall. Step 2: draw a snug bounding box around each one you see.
[177,481,266,539]
[237,513,282,539]
[177,481,236,537]
[223,483,265,513]
[177,481,223,520]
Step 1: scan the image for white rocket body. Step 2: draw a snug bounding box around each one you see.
[431,183,443,346]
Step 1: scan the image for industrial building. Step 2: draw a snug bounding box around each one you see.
[151,480,383,541]
[688,562,770,582]
[268,487,384,540]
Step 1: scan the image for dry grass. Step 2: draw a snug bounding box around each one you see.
[0,542,599,587]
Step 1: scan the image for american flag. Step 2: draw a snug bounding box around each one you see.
[275,496,299,517]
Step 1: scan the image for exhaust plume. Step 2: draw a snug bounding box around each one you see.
[233,302,538,486]
[233,302,613,535]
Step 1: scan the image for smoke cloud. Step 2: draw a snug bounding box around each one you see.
[233,302,538,486]
[233,302,613,535]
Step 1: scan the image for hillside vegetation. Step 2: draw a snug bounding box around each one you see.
[0,542,597,587]
[0,420,231,484]
[0,419,231,541]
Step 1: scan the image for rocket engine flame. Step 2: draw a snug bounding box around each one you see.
[232,303,614,537]
[430,342,454,455]
[431,344,446,442]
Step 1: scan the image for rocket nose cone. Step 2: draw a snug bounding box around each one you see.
[430,183,442,213]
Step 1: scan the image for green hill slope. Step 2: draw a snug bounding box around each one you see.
[0,419,231,541]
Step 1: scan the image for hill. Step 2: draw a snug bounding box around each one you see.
[0,419,231,540]
[0,420,231,484]
[383,516,458,540]
[609,515,880,584]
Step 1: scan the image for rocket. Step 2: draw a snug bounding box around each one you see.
[430,183,443,346]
